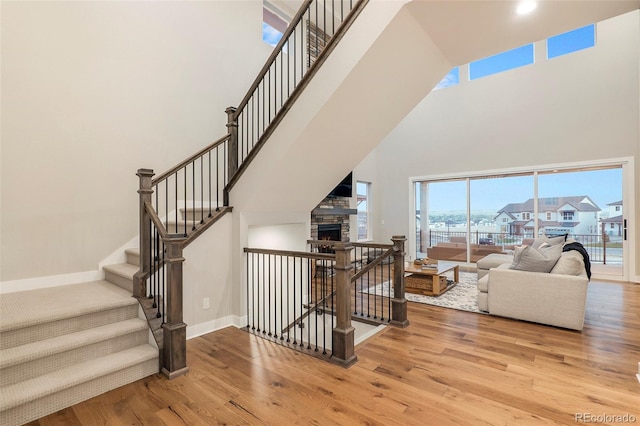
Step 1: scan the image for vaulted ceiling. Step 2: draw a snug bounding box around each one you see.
[406,0,640,65]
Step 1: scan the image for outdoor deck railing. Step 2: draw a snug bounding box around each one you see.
[422,230,619,264]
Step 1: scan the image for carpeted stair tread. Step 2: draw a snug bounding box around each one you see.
[103,262,138,280]
[0,344,158,411]
[179,205,224,221]
[0,281,136,334]
[124,248,140,266]
[0,318,148,370]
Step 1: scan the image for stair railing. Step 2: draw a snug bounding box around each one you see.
[225,0,369,193]
[133,134,232,379]
[244,242,358,366]
[243,236,408,366]
[135,0,369,379]
[309,236,409,328]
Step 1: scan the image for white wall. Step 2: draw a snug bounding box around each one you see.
[364,10,640,277]
[183,214,236,338]
[1,1,270,282]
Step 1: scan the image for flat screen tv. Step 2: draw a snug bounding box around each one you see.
[328,172,352,198]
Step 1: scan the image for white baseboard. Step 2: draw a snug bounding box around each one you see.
[0,270,103,294]
[186,315,247,340]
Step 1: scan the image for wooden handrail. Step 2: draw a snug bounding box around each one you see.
[234,0,314,116]
[352,242,393,249]
[152,133,230,186]
[225,0,369,193]
[351,247,394,282]
[144,202,170,240]
[244,247,335,261]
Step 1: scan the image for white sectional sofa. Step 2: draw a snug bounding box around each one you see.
[476,237,589,331]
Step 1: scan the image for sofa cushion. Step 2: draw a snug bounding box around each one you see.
[510,244,562,273]
[550,250,585,276]
[531,234,566,249]
[477,253,513,270]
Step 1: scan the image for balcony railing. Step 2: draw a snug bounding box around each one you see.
[244,236,409,366]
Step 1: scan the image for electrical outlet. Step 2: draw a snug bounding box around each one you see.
[202,297,210,310]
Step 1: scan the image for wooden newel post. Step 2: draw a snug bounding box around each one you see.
[332,242,357,367]
[225,106,238,207]
[133,169,154,299]
[162,237,189,379]
[391,235,410,328]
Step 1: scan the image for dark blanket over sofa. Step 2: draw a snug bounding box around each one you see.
[563,242,591,279]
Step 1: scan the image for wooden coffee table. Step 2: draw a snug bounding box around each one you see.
[404,261,459,296]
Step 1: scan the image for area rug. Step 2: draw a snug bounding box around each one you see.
[368,271,485,314]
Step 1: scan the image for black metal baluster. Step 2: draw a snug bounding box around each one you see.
[251,97,255,149]
[262,253,266,335]
[374,249,378,319]
[256,253,261,333]
[246,252,250,329]
[330,259,334,353]
[156,242,166,323]
[148,220,153,300]
[174,172,178,232]
[208,151,212,217]
[366,260,371,318]
[292,257,297,345]
[192,161,196,230]
[300,257,305,348]
[252,252,256,331]
[307,257,311,350]
[314,257,319,352]
[267,254,272,337]
[267,68,271,128]
[354,253,358,315]
[183,168,187,236]
[200,156,204,224]
[215,147,220,212]
[280,43,283,111]
[279,255,283,340]
[272,254,277,339]
[286,255,290,342]
[223,137,227,192]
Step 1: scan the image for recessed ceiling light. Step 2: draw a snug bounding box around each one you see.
[516,0,537,15]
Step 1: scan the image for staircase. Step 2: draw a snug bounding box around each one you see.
[0,259,159,425]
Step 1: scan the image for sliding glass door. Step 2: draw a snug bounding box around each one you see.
[538,166,623,277]
[415,180,467,261]
[413,164,624,277]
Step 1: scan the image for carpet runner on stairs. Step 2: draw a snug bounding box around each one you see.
[0,279,158,426]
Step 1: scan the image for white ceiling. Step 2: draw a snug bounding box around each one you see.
[406,0,640,65]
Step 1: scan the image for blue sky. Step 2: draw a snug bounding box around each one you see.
[436,24,595,89]
[262,22,283,47]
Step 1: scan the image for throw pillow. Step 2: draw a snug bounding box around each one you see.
[550,251,585,276]
[510,244,563,273]
[531,234,566,249]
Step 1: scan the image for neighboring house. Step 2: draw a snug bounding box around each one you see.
[601,200,624,238]
[495,196,601,237]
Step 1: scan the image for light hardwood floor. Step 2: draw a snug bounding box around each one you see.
[30,280,640,425]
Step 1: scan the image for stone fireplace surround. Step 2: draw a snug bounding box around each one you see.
[310,195,357,242]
